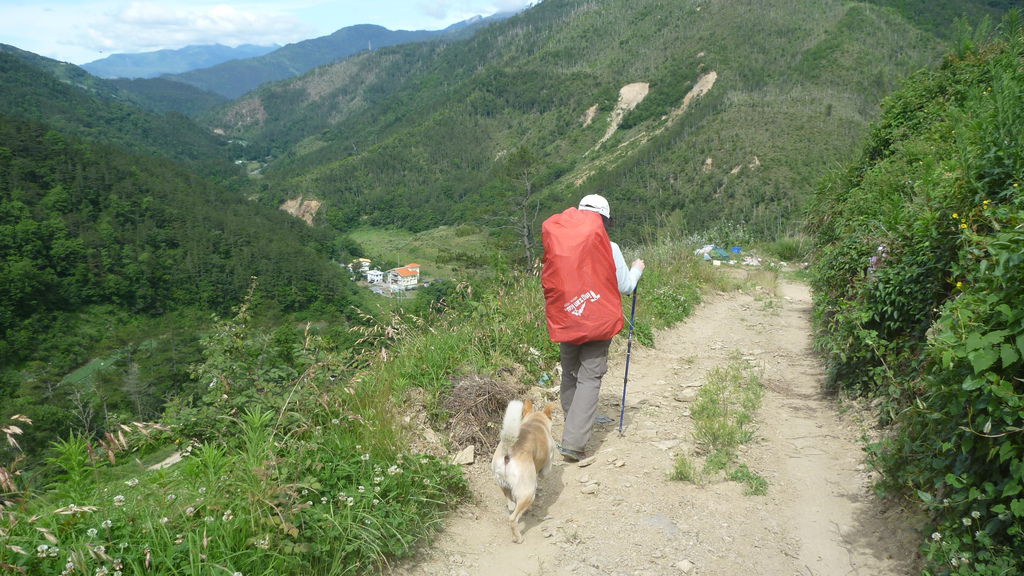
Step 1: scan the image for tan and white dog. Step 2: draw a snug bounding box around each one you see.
[491,399,556,543]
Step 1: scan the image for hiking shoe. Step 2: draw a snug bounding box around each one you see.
[557,444,586,462]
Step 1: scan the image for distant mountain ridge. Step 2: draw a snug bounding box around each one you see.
[162,16,507,99]
[81,43,279,79]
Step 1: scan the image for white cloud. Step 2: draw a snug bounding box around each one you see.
[414,0,530,22]
[79,2,312,54]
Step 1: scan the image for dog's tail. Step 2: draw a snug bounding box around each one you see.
[499,400,524,452]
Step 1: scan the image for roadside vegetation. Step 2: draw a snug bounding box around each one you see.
[809,14,1023,574]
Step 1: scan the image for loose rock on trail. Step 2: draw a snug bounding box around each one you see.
[391,276,922,576]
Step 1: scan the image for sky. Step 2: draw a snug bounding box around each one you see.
[0,0,536,65]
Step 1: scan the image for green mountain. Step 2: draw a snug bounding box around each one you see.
[0,49,239,183]
[81,43,279,79]
[214,0,1003,249]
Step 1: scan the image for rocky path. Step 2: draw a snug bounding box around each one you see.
[390,277,922,576]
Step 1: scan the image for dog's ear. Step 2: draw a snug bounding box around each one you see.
[543,403,556,418]
[522,399,534,415]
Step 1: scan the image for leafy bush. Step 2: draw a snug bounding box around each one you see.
[810,15,1024,574]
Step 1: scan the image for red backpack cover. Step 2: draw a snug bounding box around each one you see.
[541,207,623,344]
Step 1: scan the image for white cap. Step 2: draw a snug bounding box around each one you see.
[578,194,610,218]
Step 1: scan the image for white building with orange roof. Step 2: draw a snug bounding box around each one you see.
[387,264,420,291]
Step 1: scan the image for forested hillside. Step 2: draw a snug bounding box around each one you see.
[0,51,369,460]
[810,14,1023,573]
[0,110,365,452]
[214,0,982,246]
[0,51,241,185]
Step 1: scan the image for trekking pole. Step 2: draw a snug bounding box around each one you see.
[618,284,638,436]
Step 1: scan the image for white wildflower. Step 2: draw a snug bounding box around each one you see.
[125,478,139,488]
[87,528,98,538]
[101,520,112,529]
[931,531,942,541]
[112,495,125,507]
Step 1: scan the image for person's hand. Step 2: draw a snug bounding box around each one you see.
[631,258,645,270]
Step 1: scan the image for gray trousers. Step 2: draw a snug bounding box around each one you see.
[559,339,611,452]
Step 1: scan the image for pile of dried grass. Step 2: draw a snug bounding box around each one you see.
[442,367,528,453]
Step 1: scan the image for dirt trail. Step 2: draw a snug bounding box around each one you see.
[391,277,922,575]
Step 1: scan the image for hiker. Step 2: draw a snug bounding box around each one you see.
[541,194,644,461]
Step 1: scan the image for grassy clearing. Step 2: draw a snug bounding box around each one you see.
[349,225,494,280]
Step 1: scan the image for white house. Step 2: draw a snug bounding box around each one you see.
[366,269,384,284]
[387,264,420,290]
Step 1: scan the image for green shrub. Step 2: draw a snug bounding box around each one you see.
[811,16,1024,573]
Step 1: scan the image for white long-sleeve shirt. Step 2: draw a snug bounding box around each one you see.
[611,241,643,294]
